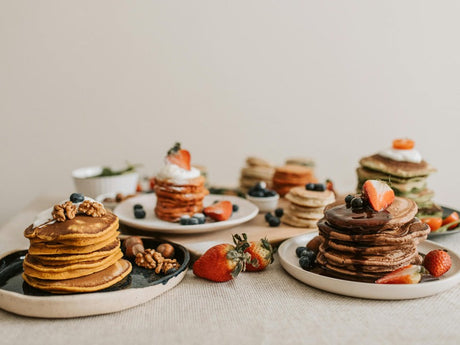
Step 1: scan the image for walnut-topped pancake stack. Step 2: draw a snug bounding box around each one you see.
[316,180,430,282]
[154,143,209,222]
[22,194,131,293]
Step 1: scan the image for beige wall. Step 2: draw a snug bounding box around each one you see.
[1,1,460,226]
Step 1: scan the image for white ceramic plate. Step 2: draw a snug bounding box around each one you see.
[278,233,460,300]
[114,194,258,234]
[0,239,189,318]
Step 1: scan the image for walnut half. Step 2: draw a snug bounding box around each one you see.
[52,201,77,222]
[78,200,107,217]
[135,249,180,274]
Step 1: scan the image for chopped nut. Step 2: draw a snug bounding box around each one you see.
[78,200,107,217]
[52,201,77,222]
[134,248,180,274]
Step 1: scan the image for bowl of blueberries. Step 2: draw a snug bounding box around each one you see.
[246,182,279,213]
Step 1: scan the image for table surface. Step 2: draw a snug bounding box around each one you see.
[1,195,460,345]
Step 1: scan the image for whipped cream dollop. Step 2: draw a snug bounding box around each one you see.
[32,196,102,228]
[378,148,422,164]
[156,162,200,182]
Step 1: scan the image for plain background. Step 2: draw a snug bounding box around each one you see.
[1,1,460,226]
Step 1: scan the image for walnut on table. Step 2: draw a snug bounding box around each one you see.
[135,248,180,274]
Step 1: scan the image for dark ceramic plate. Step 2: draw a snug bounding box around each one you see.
[0,238,190,318]
[427,206,460,238]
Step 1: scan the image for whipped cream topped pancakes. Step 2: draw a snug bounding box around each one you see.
[154,143,209,222]
[23,194,131,293]
[357,139,441,218]
[239,157,275,193]
[316,181,430,282]
[272,165,317,197]
[282,184,335,228]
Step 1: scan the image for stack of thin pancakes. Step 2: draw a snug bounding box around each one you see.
[272,165,317,196]
[154,175,209,222]
[23,213,131,293]
[282,186,335,228]
[357,154,441,217]
[316,197,430,282]
[239,157,275,193]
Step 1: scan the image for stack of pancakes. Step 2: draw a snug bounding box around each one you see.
[285,157,315,168]
[239,157,275,193]
[282,187,335,227]
[23,213,131,293]
[154,175,209,222]
[272,165,317,196]
[316,197,430,282]
[357,154,441,217]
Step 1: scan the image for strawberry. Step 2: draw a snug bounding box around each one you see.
[193,234,252,282]
[166,142,191,171]
[423,250,452,277]
[243,237,275,272]
[392,138,415,150]
[203,201,233,222]
[362,180,395,212]
[375,265,425,284]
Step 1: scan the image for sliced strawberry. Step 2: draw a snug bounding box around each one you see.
[166,142,191,171]
[421,217,443,232]
[203,201,233,222]
[375,265,423,284]
[362,180,395,211]
[423,250,452,277]
[393,138,415,150]
[442,212,459,230]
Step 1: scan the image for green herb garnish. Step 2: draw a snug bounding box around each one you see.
[92,163,140,177]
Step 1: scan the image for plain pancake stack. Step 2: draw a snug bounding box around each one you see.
[154,175,209,222]
[284,157,315,169]
[239,157,275,193]
[272,165,317,197]
[281,186,335,227]
[357,154,441,218]
[23,211,131,293]
[316,197,430,282]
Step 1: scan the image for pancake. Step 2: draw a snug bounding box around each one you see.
[356,167,427,193]
[23,251,123,280]
[359,154,436,178]
[285,157,315,168]
[280,213,318,228]
[240,166,275,180]
[246,156,273,168]
[28,226,119,247]
[22,259,132,293]
[24,212,118,242]
[285,188,335,208]
[286,203,325,220]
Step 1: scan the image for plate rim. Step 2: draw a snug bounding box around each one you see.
[278,232,460,300]
[113,194,259,234]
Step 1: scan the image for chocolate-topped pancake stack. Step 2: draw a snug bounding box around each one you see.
[316,180,430,282]
[23,194,131,293]
[357,139,441,218]
[154,143,209,222]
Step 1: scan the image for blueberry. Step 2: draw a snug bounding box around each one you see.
[296,246,308,258]
[180,215,190,225]
[306,183,316,191]
[265,212,274,222]
[213,200,219,204]
[189,217,199,225]
[70,193,84,203]
[275,208,284,218]
[232,204,239,212]
[249,190,265,198]
[351,197,364,209]
[302,249,317,261]
[134,209,146,219]
[254,181,266,191]
[192,213,206,224]
[264,190,277,197]
[133,204,143,210]
[314,183,326,191]
[299,255,314,270]
[345,194,354,206]
[268,217,280,227]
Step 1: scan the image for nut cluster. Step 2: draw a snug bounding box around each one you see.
[78,200,107,217]
[135,248,180,274]
[52,201,77,222]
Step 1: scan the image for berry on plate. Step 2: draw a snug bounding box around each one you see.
[423,250,452,277]
[203,201,233,222]
[375,265,424,284]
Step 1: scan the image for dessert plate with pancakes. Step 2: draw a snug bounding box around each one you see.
[114,194,258,234]
[0,238,190,318]
[278,233,460,300]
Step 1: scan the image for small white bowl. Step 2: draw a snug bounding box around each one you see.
[72,166,139,198]
[246,193,280,213]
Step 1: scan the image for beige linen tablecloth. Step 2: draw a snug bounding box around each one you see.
[0,196,459,345]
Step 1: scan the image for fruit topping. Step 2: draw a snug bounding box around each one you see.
[180,215,190,225]
[375,265,424,284]
[392,138,415,150]
[70,193,85,203]
[232,204,239,212]
[203,201,233,221]
[314,184,326,191]
[166,142,191,171]
[134,208,146,219]
[248,182,277,198]
[133,204,143,210]
[442,211,459,230]
[299,253,316,270]
[421,217,443,232]
[296,246,309,258]
[189,217,199,225]
[344,194,354,207]
[423,250,452,277]
[275,208,284,218]
[193,213,206,224]
[362,180,395,212]
[351,197,364,210]
[306,183,316,191]
[243,237,275,272]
